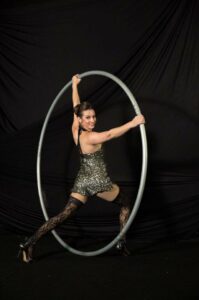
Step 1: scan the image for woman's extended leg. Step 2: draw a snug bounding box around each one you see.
[19,194,87,263]
[97,184,131,256]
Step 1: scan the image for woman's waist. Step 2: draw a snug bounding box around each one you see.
[78,160,108,172]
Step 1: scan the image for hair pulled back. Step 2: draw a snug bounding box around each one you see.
[73,101,94,117]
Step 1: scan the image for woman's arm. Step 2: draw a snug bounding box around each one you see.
[71,75,81,143]
[87,115,145,145]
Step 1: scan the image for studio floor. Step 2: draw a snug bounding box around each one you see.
[1,229,199,300]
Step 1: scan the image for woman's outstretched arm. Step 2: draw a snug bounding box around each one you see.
[86,115,145,145]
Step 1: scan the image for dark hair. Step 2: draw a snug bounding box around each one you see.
[73,101,94,117]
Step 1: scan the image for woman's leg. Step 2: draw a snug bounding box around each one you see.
[97,185,131,255]
[19,194,87,262]
[29,195,86,243]
[111,188,131,254]
[97,184,120,201]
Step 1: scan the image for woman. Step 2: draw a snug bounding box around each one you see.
[18,74,145,262]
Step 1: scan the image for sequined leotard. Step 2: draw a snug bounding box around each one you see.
[71,128,113,196]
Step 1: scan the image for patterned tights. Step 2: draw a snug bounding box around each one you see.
[27,196,83,246]
[112,189,131,241]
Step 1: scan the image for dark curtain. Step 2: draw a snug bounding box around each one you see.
[0,0,199,240]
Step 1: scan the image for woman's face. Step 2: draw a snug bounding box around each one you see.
[79,109,96,131]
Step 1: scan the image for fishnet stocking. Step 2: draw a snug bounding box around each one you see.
[113,189,131,242]
[29,197,83,246]
[119,205,131,241]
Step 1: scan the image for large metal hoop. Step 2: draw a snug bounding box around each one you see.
[37,70,148,257]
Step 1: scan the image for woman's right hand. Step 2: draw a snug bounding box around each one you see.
[72,74,81,86]
[131,115,145,127]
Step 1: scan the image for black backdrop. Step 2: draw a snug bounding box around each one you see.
[0,0,199,240]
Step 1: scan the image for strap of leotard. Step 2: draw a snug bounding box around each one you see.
[77,127,82,154]
[77,126,86,155]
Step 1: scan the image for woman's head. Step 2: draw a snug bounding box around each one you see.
[74,101,96,131]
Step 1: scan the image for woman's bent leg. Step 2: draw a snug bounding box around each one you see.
[97,185,131,255]
[97,184,119,201]
[112,188,131,255]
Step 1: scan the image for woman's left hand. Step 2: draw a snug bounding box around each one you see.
[132,115,145,126]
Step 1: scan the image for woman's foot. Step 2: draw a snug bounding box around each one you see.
[18,238,34,263]
[116,240,131,256]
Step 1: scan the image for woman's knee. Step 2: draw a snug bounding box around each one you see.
[112,187,131,207]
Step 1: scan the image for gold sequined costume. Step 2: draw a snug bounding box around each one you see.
[71,129,113,196]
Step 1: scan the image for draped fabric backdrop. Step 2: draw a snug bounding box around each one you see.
[0,0,199,240]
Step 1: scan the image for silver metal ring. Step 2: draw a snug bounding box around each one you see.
[36,70,148,257]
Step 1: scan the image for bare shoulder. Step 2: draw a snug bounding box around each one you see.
[81,131,102,152]
[85,130,111,145]
[84,130,98,139]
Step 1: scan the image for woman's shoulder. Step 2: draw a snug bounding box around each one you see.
[81,130,101,142]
